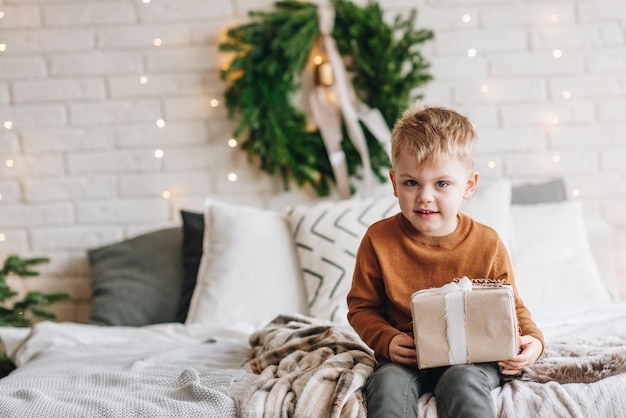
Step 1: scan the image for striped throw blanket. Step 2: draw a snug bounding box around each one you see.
[240,315,376,418]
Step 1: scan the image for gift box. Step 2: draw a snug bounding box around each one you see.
[410,277,519,369]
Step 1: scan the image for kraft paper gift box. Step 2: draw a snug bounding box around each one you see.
[410,277,519,369]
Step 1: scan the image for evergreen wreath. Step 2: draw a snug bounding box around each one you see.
[220,0,434,196]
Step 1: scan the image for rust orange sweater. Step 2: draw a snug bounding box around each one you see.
[346,212,544,362]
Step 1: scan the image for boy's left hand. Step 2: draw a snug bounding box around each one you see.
[497,335,542,376]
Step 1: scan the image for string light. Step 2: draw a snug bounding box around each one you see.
[228,138,238,148]
[210,99,219,107]
[227,173,238,182]
[156,119,165,128]
[154,149,164,158]
[467,48,477,57]
[162,191,171,199]
[462,14,471,23]
[487,161,496,169]
[550,14,559,22]
[562,90,571,99]
[0,234,5,242]
[4,121,12,129]
[5,159,14,168]
[139,76,148,84]
[0,11,5,19]
[0,44,6,52]
[480,85,489,93]
[552,154,561,163]
[550,116,560,125]
[0,193,3,201]
[313,55,323,65]
[553,49,562,58]
[572,188,581,197]
[153,38,162,47]
[142,0,151,3]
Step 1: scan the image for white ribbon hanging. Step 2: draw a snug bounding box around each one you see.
[414,277,473,365]
[309,5,392,199]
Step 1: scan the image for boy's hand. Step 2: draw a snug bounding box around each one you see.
[389,333,417,365]
[498,335,542,376]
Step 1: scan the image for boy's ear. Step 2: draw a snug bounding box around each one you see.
[389,169,399,197]
[463,170,479,199]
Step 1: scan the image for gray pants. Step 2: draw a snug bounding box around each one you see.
[364,361,502,418]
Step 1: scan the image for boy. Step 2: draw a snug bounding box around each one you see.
[346,104,544,418]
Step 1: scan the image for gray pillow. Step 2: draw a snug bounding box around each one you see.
[511,178,567,205]
[87,227,184,326]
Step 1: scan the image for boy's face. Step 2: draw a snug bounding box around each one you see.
[389,152,478,237]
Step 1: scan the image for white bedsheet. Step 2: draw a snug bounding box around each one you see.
[0,321,255,418]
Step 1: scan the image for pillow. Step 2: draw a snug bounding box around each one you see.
[511,178,567,205]
[287,196,399,323]
[460,179,513,252]
[176,210,204,322]
[87,227,184,326]
[287,180,514,324]
[510,200,612,308]
[185,199,309,329]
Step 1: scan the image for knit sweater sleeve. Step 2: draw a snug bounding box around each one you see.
[346,230,401,361]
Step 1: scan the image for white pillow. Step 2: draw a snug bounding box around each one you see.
[185,199,309,329]
[286,179,513,324]
[286,196,399,323]
[511,200,612,308]
[460,179,513,253]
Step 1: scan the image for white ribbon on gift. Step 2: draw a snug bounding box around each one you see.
[309,5,392,199]
[414,277,473,365]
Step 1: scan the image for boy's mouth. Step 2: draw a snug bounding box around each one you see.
[416,209,438,215]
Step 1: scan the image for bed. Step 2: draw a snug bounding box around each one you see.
[0,178,625,418]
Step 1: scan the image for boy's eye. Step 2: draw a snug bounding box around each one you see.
[435,181,448,188]
[406,180,418,187]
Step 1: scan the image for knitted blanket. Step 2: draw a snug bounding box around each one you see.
[240,315,375,418]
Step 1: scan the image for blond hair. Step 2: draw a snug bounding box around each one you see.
[390,103,477,170]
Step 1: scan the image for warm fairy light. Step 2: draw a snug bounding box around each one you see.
[487,161,496,169]
[5,159,14,168]
[553,154,561,163]
[0,234,5,242]
[4,121,12,129]
[139,76,148,84]
[210,99,219,107]
[562,90,571,99]
[154,149,164,158]
[313,55,323,65]
[156,119,165,128]
[228,138,238,148]
[462,14,471,23]
[0,44,6,52]
[228,173,238,182]
[162,191,171,199]
[153,38,162,47]
[0,193,3,201]
[142,0,151,3]
[467,48,477,57]
[572,188,581,197]
[553,49,562,58]
[550,116,560,125]
[550,14,559,22]
[0,11,5,19]
[480,85,489,93]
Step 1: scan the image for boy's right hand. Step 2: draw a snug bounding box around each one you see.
[389,333,417,365]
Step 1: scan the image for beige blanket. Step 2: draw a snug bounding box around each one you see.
[241,316,626,418]
[240,315,375,418]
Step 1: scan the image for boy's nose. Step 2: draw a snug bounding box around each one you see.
[416,187,434,203]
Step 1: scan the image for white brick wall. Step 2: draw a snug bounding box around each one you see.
[1,0,625,322]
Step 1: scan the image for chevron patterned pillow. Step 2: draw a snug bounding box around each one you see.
[286,196,400,323]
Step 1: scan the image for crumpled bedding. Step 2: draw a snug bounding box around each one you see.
[0,321,255,418]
